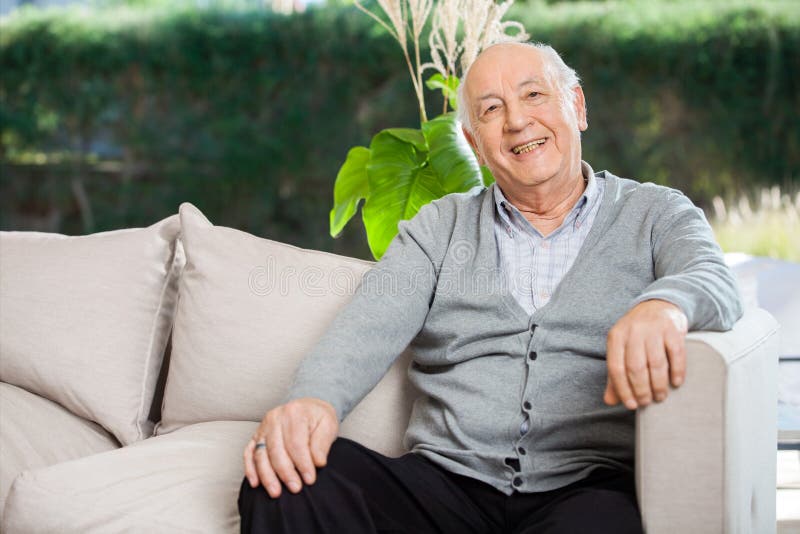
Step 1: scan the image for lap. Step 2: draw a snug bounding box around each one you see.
[239,439,642,534]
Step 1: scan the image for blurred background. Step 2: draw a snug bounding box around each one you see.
[1,0,799,514]
[1,0,797,261]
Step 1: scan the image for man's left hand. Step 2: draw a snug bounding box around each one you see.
[604,299,689,410]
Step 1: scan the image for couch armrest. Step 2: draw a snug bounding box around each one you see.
[635,308,780,534]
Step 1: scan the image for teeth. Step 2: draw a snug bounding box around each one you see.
[512,138,546,154]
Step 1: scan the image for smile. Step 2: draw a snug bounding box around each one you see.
[511,138,547,154]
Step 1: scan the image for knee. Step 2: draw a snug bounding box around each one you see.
[236,439,371,519]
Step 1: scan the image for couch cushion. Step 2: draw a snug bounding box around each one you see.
[0,215,184,445]
[155,203,417,456]
[0,382,120,519]
[3,420,256,533]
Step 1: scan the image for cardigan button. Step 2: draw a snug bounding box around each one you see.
[518,446,527,455]
[530,324,537,333]
[523,401,532,410]
[528,351,537,361]
[513,476,523,487]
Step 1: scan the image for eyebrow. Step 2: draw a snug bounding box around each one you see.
[476,77,547,101]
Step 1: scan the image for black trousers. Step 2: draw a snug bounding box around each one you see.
[238,437,644,534]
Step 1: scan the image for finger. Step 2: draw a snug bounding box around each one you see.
[607,328,637,410]
[267,425,303,494]
[665,332,686,388]
[603,376,620,405]
[253,437,282,498]
[243,438,259,488]
[646,335,669,402]
[625,335,652,405]
[309,416,337,468]
[285,415,316,485]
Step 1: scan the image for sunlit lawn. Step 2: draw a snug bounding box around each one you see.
[709,186,800,262]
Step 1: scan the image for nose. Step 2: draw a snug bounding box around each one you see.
[504,100,530,132]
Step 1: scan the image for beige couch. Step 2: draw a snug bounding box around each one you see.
[0,202,780,533]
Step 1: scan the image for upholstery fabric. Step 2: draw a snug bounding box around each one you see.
[0,382,120,518]
[636,307,780,533]
[0,215,184,445]
[3,420,255,533]
[155,203,418,457]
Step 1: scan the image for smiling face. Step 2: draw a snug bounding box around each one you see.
[461,44,588,193]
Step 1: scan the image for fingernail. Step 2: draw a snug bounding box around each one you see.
[268,483,280,495]
[674,377,683,386]
[655,393,665,402]
[289,481,301,492]
[625,399,638,410]
[303,472,314,484]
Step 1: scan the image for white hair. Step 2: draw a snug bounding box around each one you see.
[457,42,583,133]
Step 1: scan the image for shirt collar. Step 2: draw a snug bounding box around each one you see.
[492,160,599,236]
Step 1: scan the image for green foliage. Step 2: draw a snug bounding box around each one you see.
[425,73,459,111]
[509,0,800,200]
[330,146,370,238]
[332,113,484,259]
[1,0,798,260]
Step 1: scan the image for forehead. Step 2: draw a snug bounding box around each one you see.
[465,45,550,101]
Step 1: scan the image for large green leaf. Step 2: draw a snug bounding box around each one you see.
[480,165,496,186]
[384,128,427,152]
[422,112,484,193]
[362,130,445,259]
[329,146,370,238]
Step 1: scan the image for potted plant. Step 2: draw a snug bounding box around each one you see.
[330,0,528,259]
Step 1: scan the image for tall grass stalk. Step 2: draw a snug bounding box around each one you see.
[352,0,528,123]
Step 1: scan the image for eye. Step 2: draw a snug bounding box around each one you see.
[485,104,498,114]
[528,91,540,98]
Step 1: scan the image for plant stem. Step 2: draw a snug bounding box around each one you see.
[442,67,450,114]
[413,29,427,123]
[353,0,399,41]
[401,43,426,124]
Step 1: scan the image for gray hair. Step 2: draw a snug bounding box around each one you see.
[457,42,583,133]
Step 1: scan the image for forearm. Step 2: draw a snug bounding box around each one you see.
[632,189,743,331]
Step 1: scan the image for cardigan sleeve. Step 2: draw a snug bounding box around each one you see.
[282,201,443,422]
[631,188,743,331]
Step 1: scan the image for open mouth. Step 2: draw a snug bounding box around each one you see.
[511,138,547,155]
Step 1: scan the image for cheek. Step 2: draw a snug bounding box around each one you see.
[473,130,499,162]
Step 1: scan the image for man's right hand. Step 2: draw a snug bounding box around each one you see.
[242,397,338,498]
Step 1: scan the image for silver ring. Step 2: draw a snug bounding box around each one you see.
[254,441,267,451]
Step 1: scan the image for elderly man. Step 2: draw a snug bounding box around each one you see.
[237,42,742,533]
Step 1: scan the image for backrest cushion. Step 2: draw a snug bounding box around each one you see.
[0,215,184,445]
[155,203,417,457]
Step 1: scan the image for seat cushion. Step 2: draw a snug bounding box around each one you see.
[156,203,418,457]
[0,215,184,445]
[0,382,120,519]
[2,420,257,533]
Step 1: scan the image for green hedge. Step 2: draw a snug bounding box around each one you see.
[1,1,798,258]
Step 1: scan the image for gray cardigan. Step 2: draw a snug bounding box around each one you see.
[285,169,743,495]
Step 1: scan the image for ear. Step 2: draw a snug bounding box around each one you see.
[462,127,485,165]
[572,86,588,131]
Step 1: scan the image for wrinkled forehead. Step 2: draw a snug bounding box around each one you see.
[464,44,553,101]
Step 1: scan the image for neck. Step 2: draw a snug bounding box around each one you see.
[499,165,586,236]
